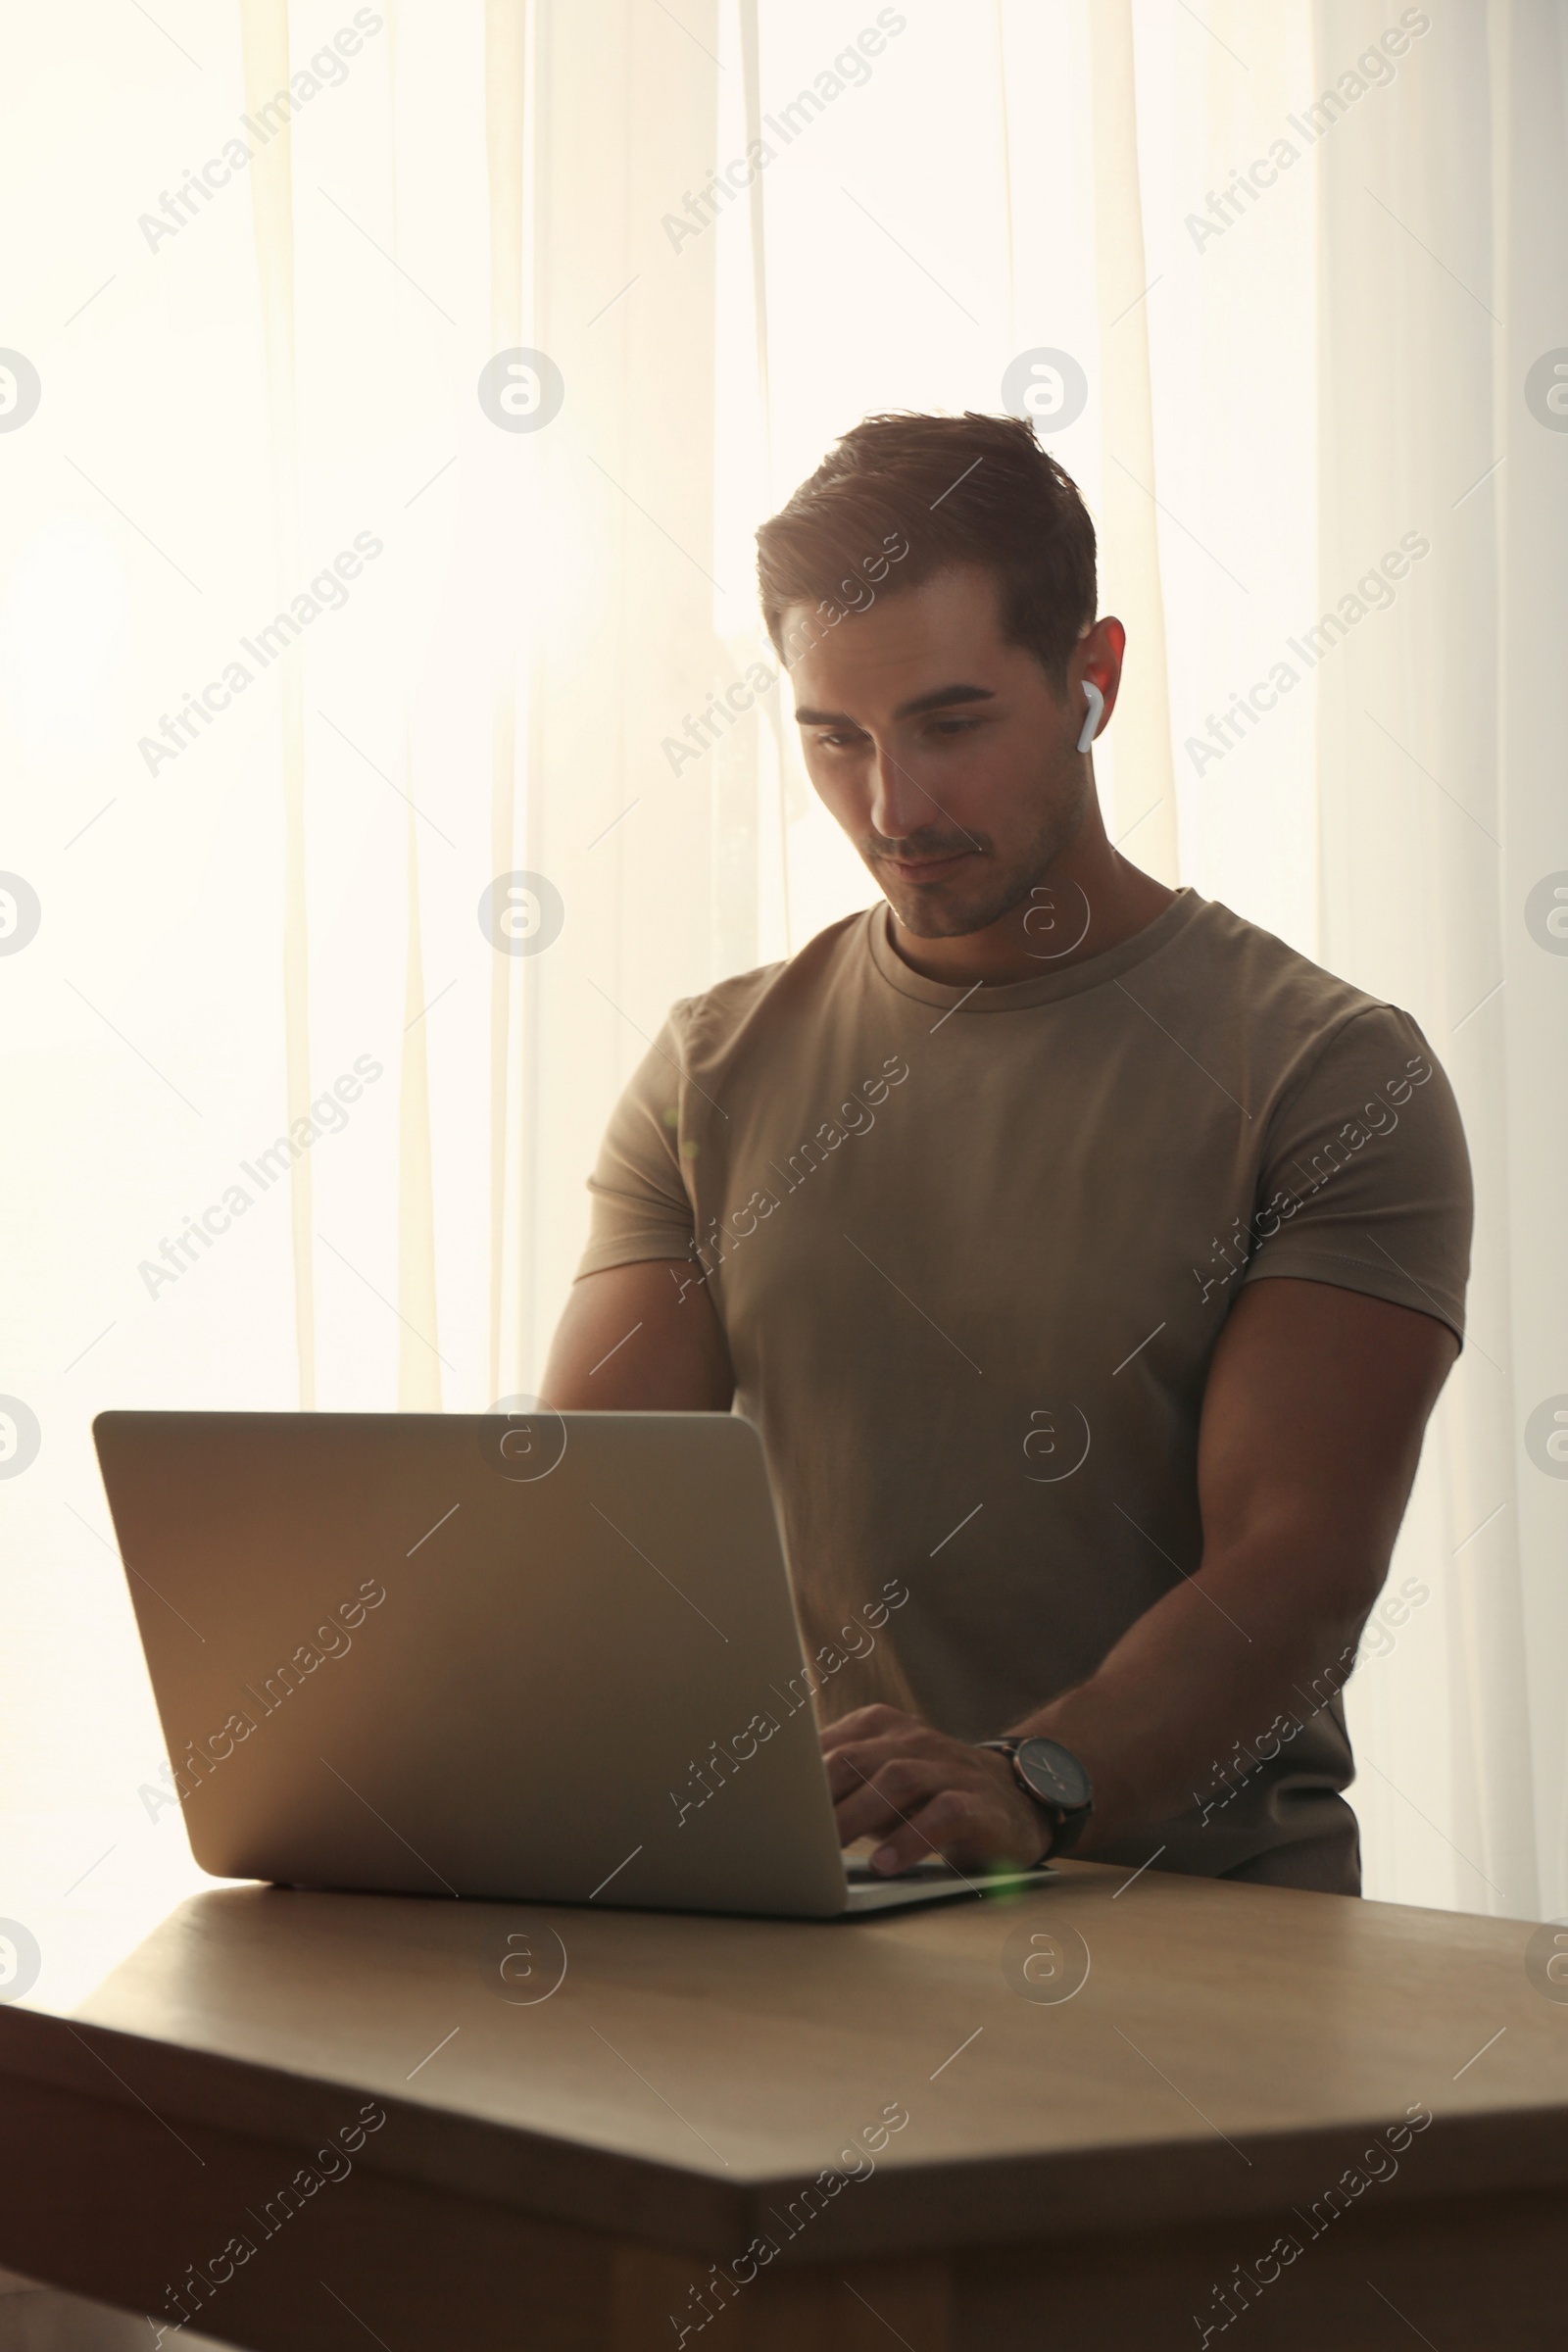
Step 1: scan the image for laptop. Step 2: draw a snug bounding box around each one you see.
[93,1409,1054,1919]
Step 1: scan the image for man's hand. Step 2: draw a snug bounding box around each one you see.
[822,1704,1051,1876]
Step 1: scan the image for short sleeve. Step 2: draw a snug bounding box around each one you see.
[574,1014,697,1279]
[1243,1005,1472,1345]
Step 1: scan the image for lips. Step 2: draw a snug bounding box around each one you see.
[880,849,972,880]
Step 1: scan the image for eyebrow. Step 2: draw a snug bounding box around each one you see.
[793,683,998,729]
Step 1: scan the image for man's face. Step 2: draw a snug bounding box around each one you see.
[783,564,1100,940]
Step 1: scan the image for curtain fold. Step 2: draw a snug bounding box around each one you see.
[1494,0,1568,1921]
[1314,0,1557,1918]
[241,0,316,1408]
[1087,0,1179,881]
[484,0,528,1407]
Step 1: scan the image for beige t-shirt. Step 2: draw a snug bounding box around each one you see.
[575,890,1472,1892]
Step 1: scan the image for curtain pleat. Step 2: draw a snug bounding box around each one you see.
[398,791,443,1409]
[1314,0,1543,1916]
[1494,0,1568,1917]
[240,0,315,1407]
[735,0,792,951]
[485,0,529,1405]
[1087,0,1180,884]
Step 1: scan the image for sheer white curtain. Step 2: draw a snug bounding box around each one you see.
[1309,0,1568,1921]
[1,1,1561,1991]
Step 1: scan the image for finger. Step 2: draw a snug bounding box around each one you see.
[832,1759,950,1848]
[868,1788,1015,1877]
[823,1726,953,1800]
[824,1736,912,1803]
[820,1704,915,1754]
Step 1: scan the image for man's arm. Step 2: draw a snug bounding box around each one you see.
[825,1277,1458,1874]
[541,1261,735,1410]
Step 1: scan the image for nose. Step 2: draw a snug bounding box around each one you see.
[867,739,929,843]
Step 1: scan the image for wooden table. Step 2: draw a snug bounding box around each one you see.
[0,1861,1565,2350]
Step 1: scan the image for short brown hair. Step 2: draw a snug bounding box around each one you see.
[756,412,1098,689]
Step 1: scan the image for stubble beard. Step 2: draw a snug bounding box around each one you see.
[874,774,1088,941]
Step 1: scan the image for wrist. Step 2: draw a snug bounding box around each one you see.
[1025,1700,1136,1851]
[975,1745,1054,1864]
[978,1735,1094,1861]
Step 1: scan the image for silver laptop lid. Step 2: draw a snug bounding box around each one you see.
[93,1410,855,1918]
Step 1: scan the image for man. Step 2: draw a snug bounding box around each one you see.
[543,412,1470,1894]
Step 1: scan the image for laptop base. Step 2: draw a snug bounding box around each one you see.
[840,1858,1057,1915]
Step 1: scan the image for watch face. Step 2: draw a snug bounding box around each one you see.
[1015,1738,1092,1812]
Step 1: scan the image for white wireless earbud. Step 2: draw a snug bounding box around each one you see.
[1077,678,1103,754]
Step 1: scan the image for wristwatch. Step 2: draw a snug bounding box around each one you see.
[978,1736,1094,1861]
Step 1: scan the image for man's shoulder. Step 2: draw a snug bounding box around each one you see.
[1171,895,1449,1120]
[1178,894,1374,1007]
[668,907,876,1050]
[1175,893,1396,1041]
